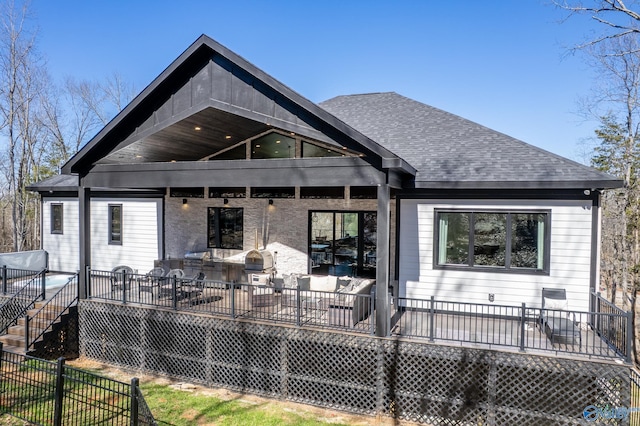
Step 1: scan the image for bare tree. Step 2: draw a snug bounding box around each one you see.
[555,0,640,50]
[0,0,45,252]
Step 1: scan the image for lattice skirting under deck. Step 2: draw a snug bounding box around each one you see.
[79,301,632,425]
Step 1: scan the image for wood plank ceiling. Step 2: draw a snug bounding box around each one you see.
[98,108,270,164]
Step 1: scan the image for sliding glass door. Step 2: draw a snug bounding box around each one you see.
[309,211,376,277]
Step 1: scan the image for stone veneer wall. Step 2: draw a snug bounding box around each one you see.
[164,187,396,277]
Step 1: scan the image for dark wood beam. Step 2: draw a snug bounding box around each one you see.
[82,157,387,188]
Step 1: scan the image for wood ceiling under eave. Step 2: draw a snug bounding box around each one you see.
[97,108,270,164]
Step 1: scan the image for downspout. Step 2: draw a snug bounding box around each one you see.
[589,191,601,313]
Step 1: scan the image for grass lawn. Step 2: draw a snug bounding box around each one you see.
[69,358,372,426]
[138,381,357,426]
[0,357,380,425]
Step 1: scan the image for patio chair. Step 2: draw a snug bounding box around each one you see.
[179,272,206,303]
[158,269,186,299]
[137,267,165,300]
[540,288,582,347]
[110,265,134,292]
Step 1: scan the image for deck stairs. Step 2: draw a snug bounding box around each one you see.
[0,300,76,355]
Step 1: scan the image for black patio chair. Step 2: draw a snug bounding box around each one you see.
[540,288,582,347]
[179,272,206,303]
[110,265,134,292]
[137,267,165,301]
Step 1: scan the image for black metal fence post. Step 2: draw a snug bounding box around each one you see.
[520,303,526,352]
[2,265,7,294]
[122,271,128,304]
[41,270,46,300]
[230,283,236,319]
[370,286,376,335]
[296,286,301,327]
[130,377,139,426]
[86,266,92,298]
[429,296,435,342]
[53,357,66,426]
[23,315,29,352]
[172,276,177,310]
[627,309,633,364]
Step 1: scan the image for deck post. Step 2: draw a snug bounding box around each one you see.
[2,265,6,294]
[78,184,91,300]
[375,184,390,337]
[519,303,526,352]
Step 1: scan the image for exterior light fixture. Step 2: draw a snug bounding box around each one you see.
[194,126,201,131]
[583,189,591,195]
[183,199,187,205]
[225,135,231,139]
[268,199,274,205]
[224,198,229,205]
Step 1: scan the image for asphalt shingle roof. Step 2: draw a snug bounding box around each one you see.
[319,92,621,189]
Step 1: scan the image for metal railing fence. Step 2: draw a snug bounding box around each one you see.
[0,269,46,335]
[87,269,376,334]
[0,344,156,425]
[0,265,43,295]
[24,273,78,353]
[393,293,631,361]
[592,291,631,360]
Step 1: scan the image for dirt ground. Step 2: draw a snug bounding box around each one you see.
[67,357,420,426]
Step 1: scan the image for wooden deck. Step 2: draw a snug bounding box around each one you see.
[92,282,628,362]
[391,309,624,360]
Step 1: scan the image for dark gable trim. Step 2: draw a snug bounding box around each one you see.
[63,35,403,177]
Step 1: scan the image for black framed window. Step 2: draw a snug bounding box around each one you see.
[208,207,243,249]
[435,210,550,274]
[170,187,204,198]
[300,187,344,199]
[250,187,295,198]
[51,204,63,234]
[208,187,246,198]
[108,204,122,245]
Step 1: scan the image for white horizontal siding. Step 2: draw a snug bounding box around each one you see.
[42,198,161,273]
[42,198,79,273]
[398,199,595,312]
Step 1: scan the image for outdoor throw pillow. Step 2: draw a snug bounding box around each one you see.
[543,297,568,310]
[297,276,311,291]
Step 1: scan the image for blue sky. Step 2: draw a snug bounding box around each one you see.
[32,0,601,162]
